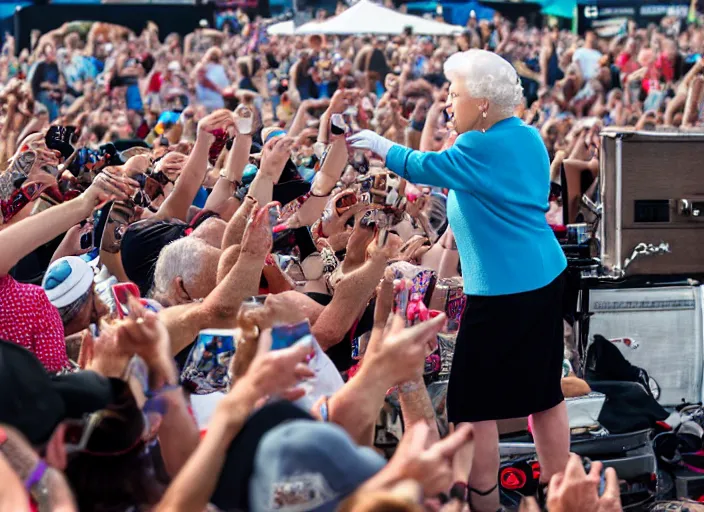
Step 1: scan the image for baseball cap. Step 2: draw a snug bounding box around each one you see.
[0,340,116,445]
[249,420,386,511]
[167,60,181,72]
[261,126,287,144]
[42,256,95,309]
[211,401,315,510]
[120,219,189,296]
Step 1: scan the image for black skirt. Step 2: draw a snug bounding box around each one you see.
[447,270,566,424]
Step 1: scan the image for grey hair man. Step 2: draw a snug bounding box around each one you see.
[152,236,221,305]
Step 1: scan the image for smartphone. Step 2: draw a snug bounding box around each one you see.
[111,282,141,319]
[330,114,346,136]
[268,204,281,232]
[271,320,313,351]
[144,176,164,201]
[80,231,94,250]
[393,279,411,319]
[181,329,237,392]
[334,190,357,216]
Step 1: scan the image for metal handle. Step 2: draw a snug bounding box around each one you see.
[581,195,602,216]
[678,199,703,218]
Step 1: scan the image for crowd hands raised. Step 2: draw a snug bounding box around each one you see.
[3,9,701,511]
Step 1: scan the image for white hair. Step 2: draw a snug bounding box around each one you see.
[444,49,524,117]
[153,236,214,297]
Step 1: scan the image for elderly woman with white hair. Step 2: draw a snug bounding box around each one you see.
[349,49,568,510]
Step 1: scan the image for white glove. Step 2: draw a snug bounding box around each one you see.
[347,130,395,160]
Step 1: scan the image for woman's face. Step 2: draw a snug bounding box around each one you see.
[446,80,482,134]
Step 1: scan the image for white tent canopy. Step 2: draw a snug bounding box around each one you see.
[267,20,295,35]
[267,19,321,35]
[292,0,463,36]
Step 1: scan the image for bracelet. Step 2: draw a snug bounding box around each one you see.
[145,384,181,399]
[320,396,330,422]
[219,171,241,188]
[310,189,331,198]
[24,460,49,492]
[449,482,468,502]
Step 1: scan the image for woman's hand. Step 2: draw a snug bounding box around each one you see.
[228,328,315,411]
[399,235,432,263]
[121,154,152,177]
[348,130,395,160]
[115,296,177,386]
[240,202,278,259]
[82,322,133,378]
[80,170,137,212]
[547,454,621,512]
[366,313,447,386]
[197,109,235,141]
[51,222,94,261]
[387,422,474,496]
[260,136,295,183]
[321,190,369,238]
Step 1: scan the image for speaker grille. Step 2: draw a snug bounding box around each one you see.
[588,286,703,406]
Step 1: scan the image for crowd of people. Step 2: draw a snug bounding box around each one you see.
[0,4,703,511]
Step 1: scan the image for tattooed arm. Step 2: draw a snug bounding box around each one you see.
[398,379,440,443]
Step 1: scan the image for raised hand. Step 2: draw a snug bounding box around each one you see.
[81,170,138,210]
[260,136,295,183]
[347,130,395,160]
[388,422,474,495]
[52,222,94,259]
[236,329,315,403]
[547,454,622,512]
[154,152,187,181]
[223,195,257,248]
[114,296,176,387]
[240,201,278,259]
[367,313,447,385]
[197,108,236,141]
[121,154,152,177]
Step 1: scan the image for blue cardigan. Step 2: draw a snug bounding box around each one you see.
[386,116,566,296]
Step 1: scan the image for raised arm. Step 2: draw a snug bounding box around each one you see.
[247,136,294,205]
[156,339,313,512]
[0,171,134,276]
[349,130,481,191]
[157,110,235,222]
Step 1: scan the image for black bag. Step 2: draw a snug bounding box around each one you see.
[586,335,669,434]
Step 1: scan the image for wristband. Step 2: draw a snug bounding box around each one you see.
[449,482,468,502]
[219,171,241,188]
[410,118,426,132]
[0,427,6,446]
[25,460,49,492]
